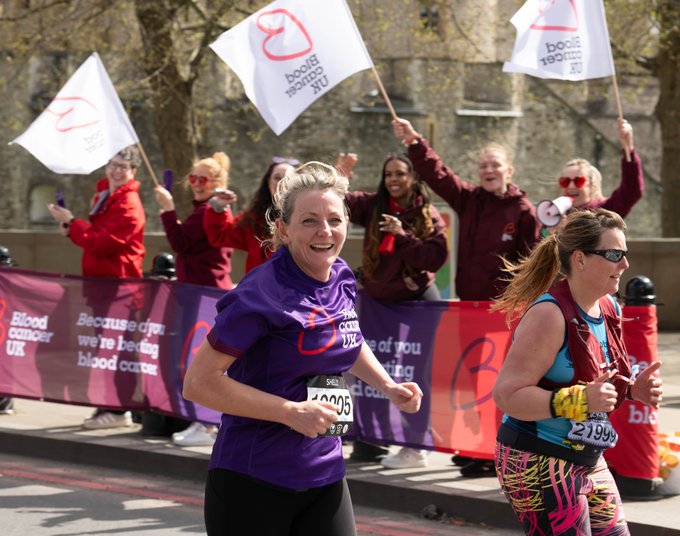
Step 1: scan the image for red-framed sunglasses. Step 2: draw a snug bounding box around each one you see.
[558,176,587,188]
[188,174,210,186]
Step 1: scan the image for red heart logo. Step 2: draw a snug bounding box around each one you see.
[46,96,101,132]
[530,0,579,32]
[297,307,337,356]
[256,9,313,61]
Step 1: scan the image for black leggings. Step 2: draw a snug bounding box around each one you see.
[204,468,356,536]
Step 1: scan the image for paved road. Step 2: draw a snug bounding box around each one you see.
[0,453,521,536]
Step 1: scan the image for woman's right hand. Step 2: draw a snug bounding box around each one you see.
[585,370,619,413]
[392,117,419,144]
[285,399,339,438]
[154,185,175,213]
[617,118,634,155]
[335,152,357,179]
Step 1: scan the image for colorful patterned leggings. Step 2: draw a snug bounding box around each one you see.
[494,442,629,535]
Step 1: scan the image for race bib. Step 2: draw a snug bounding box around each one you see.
[306,375,353,437]
[567,412,618,448]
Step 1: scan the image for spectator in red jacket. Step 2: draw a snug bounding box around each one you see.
[203,156,299,273]
[48,145,146,430]
[49,146,146,279]
[557,118,643,219]
[153,152,234,448]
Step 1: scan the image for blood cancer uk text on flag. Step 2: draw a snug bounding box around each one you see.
[210,0,373,135]
[10,52,139,175]
[502,0,615,81]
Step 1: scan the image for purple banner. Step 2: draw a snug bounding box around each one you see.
[0,268,223,424]
[348,293,443,449]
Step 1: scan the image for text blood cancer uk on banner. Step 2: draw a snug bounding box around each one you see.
[1,268,513,457]
[0,267,224,424]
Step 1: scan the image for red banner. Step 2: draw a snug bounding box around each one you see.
[351,296,511,458]
[605,305,660,480]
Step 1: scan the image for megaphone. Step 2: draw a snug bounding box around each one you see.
[537,196,573,227]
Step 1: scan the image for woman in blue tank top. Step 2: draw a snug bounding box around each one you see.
[491,208,663,535]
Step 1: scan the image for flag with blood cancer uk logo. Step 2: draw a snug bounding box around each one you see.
[210,0,373,135]
[503,0,615,81]
[10,52,139,174]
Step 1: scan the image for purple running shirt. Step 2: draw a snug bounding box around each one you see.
[206,246,364,489]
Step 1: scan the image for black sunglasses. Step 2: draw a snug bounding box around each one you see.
[584,249,627,262]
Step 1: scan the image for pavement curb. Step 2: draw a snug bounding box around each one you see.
[2,425,679,535]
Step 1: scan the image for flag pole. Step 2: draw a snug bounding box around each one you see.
[136,142,160,186]
[610,74,631,162]
[371,67,398,121]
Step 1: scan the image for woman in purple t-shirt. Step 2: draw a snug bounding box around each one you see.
[183,162,423,536]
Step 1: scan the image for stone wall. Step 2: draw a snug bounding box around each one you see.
[0,231,676,330]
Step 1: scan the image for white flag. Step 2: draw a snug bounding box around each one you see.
[503,0,615,81]
[210,0,373,135]
[10,52,139,174]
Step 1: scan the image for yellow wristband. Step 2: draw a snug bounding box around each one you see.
[551,385,588,422]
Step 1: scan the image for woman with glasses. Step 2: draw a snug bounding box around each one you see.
[204,156,300,273]
[47,145,147,430]
[557,118,643,218]
[492,208,662,535]
[153,152,234,447]
[48,145,146,279]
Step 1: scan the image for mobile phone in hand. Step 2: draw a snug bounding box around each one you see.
[163,169,173,192]
[56,190,66,208]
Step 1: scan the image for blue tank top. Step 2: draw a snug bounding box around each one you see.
[502,293,619,447]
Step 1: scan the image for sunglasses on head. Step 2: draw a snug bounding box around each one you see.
[272,156,300,167]
[188,174,210,186]
[558,176,587,188]
[584,249,627,262]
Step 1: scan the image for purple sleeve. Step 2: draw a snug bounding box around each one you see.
[206,284,272,357]
[600,151,644,218]
[408,138,476,213]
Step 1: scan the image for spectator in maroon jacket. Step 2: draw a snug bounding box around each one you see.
[154,152,233,290]
[339,152,448,469]
[153,151,234,447]
[392,118,541,476]
[392,118,541,303]
[557,118,643,219]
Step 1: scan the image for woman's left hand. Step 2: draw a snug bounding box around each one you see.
[387,382,423,413]
[631,361,663,408]
[379,214,405,236]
